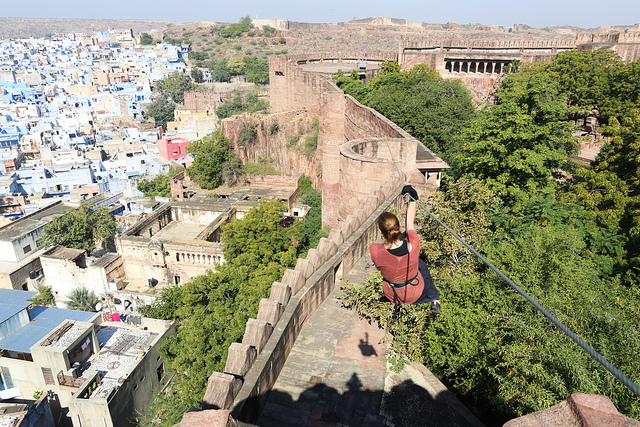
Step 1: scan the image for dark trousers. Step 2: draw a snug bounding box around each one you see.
[414,259,440,304]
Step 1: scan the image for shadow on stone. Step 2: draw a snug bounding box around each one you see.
[358,332,378,357]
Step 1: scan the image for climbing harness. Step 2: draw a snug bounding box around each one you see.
[384,271,420,327]
[373,115,640,399]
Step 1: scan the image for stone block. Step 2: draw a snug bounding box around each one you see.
[340,218,354,239]
[269,282,291,306]
[201,372,242,410]
[503,393,629,427]
[175,409,235,427]
[346,214,361,233]
[242,318,274,354]
[282,268,306,295]
[375,189,386,206]
[256,298,283,326]
[354,208,367,227]
[294,257,314,279]
[305,249,322,270]
[381,182,393,199]
[317,237,338,262]
[569,393,625,427]
[328,228,344,247]
[365,194,379,216]
[224,343,257,378]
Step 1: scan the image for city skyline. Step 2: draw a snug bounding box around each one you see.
[2,0,639,30]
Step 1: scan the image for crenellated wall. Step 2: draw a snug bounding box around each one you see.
[197,178,403,424]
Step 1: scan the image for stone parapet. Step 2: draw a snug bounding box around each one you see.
[197,177,403,423]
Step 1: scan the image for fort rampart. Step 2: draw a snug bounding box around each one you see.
[197,177,403,424]
[269,55,441,230]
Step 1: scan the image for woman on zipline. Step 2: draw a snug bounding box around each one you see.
[369,185,441,314]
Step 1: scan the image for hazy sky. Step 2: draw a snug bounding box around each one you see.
[2,0,639,29]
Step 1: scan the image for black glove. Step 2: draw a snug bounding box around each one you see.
[401,185,418,201]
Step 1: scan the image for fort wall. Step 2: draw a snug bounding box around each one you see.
[199,178,403,424]
[269,55,442,229]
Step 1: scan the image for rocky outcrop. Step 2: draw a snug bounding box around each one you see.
[221,111,323,189]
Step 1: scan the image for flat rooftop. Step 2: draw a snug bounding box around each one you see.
[87,324,160,399]
[0,306,96,354]
[152,220,209,241]
[0,201,67,242]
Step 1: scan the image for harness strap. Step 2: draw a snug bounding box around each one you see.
[384,271,420,289]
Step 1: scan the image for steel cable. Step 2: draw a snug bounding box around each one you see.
[377,125,640,398]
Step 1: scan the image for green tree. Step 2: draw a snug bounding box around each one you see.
[190,67,204,83]
[66,288,100,312]
[211,68,231,82]
[137,174,171,198]
[39,205,116,252]
[261,25,276,37]
[140,33,154,45]
[144,94,175,130]
[140,200,306,426]
[156,72,197,104]
[458,71,577,208]
[30,286,54,306]
[216,90,268,120]
[243,56,269,84]
[226,56,245,76]
[335,64,474,161]
[567,110,640,284]
[186,130,236,189]
[546,49,624,122]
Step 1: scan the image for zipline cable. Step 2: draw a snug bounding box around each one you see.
[377,123,640,399]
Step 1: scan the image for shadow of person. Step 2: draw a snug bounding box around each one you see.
[358,332,378,356]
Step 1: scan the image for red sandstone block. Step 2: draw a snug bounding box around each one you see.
[305,249,322,270]
[340,219,354,240]
[317,237,338,262]
[241,318,273,354]
[224,342,257,377]
[328,228,344,247]
[282,268,306,295]
[354,209,367,228]
[294,257,314,279]
[346,214,361,233]
[201,372,242,410]
[175,409,234,427]
[365,195,379,216]
[256,298,283,326]
[269,282,291,305]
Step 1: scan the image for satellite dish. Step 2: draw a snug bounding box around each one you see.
[95,302,102,311]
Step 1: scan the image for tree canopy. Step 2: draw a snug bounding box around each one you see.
[339,51,640,424]
[140,33,154,45]
[155,71,198,104]
[186,130,237,189]
[457,68,578,208]
[334,62,475,161]
[144,93,175,131]
[216,90,268,119]
[139,199,315,425]
[39,205,116,253]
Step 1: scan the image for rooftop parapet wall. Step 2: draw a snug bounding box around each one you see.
[576,32,640,44]
[275,52,398,66]
[400,39,577,52]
